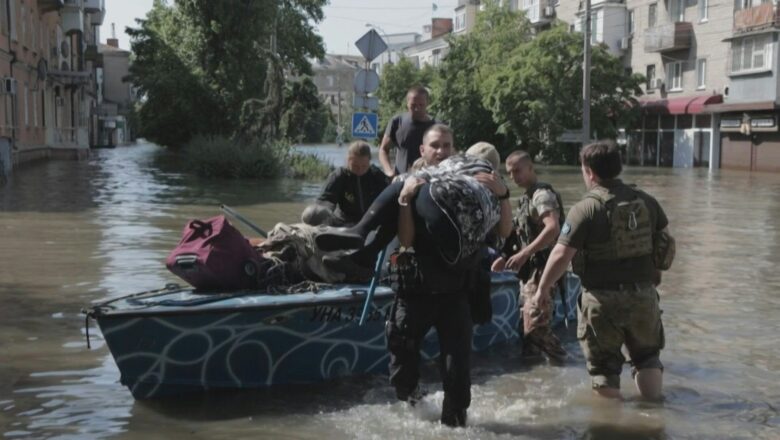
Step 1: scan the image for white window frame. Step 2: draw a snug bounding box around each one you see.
[730,35,772,75]
[666,61,683,91]
[696,58,707,89]
[455,11,466,32]
[590,11,599,44]
[699,0,709,21]
[628,9,635,35]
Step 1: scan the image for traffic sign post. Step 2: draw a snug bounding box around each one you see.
[352,112,379,139]
[351,30,387,141]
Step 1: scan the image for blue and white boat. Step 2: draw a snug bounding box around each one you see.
[85,273,580,399]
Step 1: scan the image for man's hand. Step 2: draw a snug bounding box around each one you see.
[532,287,552,310]
[398,176,426,206]
[491,256,507,272]
[506,249,531,271]
[474,172,508,197]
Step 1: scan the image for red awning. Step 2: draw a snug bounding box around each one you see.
[639,94,723,115]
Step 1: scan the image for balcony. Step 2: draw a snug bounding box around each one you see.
[734,3,780,34]
[62,3,84,35]
[522,0,555,26]
[644,22,692,53]
[84,0,102,12]
[37,0,64,13]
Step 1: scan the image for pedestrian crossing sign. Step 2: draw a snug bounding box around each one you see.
[352,112,379,139]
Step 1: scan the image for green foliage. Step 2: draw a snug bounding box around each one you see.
[377,58,431,131]
[279,78,331,144]
[128,0,326,148]
[182,135,331,179]
[480,25,644,162]
[432,0,530,154]
[288,151,333,179]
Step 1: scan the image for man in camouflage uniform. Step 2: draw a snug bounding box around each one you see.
[492,150,567,362]
[532,141,671,400]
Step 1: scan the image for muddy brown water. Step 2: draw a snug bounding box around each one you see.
[1,143,778,439]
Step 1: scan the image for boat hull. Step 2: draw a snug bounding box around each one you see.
[92,273,543,399]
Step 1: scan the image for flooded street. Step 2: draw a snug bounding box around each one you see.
[1,142,779,439]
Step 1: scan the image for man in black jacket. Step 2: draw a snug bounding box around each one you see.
[302,141,389,227]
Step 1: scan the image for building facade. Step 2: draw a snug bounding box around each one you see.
[555,0,731,170]
[97,34,133,146]
[0,0,105,175]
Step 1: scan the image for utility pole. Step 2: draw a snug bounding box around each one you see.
[582,0,592,148]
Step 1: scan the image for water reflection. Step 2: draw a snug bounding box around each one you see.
[1,143,779,439]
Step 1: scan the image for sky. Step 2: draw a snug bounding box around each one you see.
[99,0,457,54]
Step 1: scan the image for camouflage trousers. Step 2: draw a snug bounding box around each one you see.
[577,283,665,389]
[521,269,567,362]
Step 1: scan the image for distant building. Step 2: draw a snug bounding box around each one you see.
[1,0,106,174]
[402,18,453,68]
[310,54,362,116]
[97,31,134,146]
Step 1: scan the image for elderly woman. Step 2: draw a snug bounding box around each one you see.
[316,127,511,274]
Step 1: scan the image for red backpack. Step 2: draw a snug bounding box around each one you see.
[166,215,265,291]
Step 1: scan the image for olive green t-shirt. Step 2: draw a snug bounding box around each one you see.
[558,179,668,288]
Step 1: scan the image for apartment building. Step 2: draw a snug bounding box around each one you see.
[97,32,133,146]
[557,0,731,171]
[402,18,453,68]
[0,0,105,173]
[705,0,780,172]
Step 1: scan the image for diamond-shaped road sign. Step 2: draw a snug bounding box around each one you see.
[352,112,379,139]
[353,69,380,95]
[355,29,387,62]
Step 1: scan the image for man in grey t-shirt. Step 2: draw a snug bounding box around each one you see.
[379,86,437,178]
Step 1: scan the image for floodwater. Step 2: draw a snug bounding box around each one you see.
[1,142,779,439]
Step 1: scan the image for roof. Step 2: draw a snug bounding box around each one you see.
[311,54,363,72]
[99,43,131,55]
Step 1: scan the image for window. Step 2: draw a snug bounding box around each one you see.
[455,12,466,31]
[731,36,771,73]
[590,12,599,44]
[0,0,6,36]
[646,64,656,90]
[33,90,37,127]
[20,5,24,44]
[23,84,28,127]
[735,0,770,11]
[671,0,685,22]
[628,9,635,35]
[10,0,18,42]
[699,0,709,21]
[524,0,540,22]
[648,3,657,27]
[696,58,707,88]
[666,61,683,91]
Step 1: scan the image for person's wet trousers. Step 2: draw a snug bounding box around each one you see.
[386,291,472,426]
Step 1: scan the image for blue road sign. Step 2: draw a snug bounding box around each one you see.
[352,112,379,139]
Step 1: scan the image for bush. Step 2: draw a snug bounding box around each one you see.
[183,135,331,179]
[289,152,333,180]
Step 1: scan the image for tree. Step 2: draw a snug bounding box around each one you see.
[377,58,433,133]
[127,0,326,147]
[481,25,645,162]
[279,77,330,143]
[432,0,531,154]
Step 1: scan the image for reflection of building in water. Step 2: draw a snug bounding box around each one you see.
[1,0,106,174]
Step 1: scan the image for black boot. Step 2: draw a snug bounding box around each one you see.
[441,409,467,427]
[315,181,403,251]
